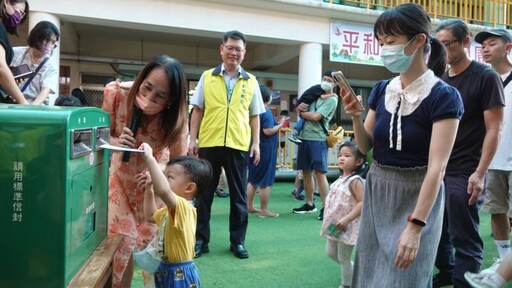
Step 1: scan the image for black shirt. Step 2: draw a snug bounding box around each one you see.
[443,61,505,174]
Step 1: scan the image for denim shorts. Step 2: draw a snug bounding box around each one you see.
[296,139,328,173]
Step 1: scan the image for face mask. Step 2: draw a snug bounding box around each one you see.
[40,42,54,55]
[3,10,21,28]
[135,92,167,116]
[380,37,417,73]
[321,81,334,92]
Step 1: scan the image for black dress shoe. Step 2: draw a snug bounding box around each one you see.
[194,241,209,258]
[215,188,229,198]
[230,244,249,259]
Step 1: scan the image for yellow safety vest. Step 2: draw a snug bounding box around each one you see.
[199,66,257,151]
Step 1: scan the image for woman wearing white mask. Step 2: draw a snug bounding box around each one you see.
[102,55,189,288]
[0,0,28,104]
[342,3,464,287]
[11,20,58,105]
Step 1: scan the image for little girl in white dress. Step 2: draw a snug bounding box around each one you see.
[320,142,366,288]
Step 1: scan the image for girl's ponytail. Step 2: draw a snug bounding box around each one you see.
[427,37,447,77]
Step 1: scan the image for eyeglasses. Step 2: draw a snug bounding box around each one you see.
[43,40,58,49]
[223,45,245,53]
[441,39,459,48]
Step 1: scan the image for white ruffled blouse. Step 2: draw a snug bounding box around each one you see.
[384,70,440,151]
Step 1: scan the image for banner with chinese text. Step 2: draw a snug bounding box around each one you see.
[330,20,488,66]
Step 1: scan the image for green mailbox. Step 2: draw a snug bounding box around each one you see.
[0,104,110,287]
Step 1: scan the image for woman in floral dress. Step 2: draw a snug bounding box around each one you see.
[102,55,189,287]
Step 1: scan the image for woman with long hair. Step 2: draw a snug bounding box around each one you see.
[102,55,189,287]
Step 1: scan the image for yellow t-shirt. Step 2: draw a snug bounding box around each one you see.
[153,197,196,262]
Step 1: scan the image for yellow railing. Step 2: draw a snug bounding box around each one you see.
[325,0,511,28]
[277,128,355,170]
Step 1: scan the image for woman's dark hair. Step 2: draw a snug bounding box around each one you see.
[167,156,212,198]
[339,141,368,178]
[2,0,29,37]
[126,55,188,150]
[374,3,446,77]
[260,85,271,103]
[27,20,59,51]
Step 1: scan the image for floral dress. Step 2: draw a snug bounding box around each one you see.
[320,174,363,245]
[102,81,188,287]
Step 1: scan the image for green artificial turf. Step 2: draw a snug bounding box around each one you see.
[131,181,512,287]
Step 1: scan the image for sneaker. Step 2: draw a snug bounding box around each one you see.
[293,203,317,214]
[432,272,453,288]
[480,258,502,276]
[288,135,302,144]
[258,210,279,218]
[464,272,498,288]
[318,208,324,221]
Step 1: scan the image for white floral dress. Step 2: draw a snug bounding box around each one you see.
[320,174,363,245]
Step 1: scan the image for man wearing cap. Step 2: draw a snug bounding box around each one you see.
[434,20,505,287]
[292,70,338,221]
[475,28,512,274]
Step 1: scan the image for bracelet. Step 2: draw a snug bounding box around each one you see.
[407,215,426,227]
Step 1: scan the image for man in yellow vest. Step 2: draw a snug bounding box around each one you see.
[188,30,265,259]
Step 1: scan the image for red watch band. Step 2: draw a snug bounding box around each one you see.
[407,215,426,227]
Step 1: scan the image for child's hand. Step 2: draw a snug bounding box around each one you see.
[336,218,349,232]
[136,171,152,192]
[138,143,153,160]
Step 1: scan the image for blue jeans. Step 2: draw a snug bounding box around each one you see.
[293,118,305,136]
[435,173,483,287]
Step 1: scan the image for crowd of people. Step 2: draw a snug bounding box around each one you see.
[3,2,512,288]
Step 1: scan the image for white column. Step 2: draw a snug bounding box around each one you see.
[297,43,322,99]
[28,12,60,105]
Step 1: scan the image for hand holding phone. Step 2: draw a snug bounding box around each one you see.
[11,64,34,80]
[331,71,364,110]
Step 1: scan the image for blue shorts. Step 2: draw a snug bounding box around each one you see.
[154,260,200,288]
[296,140,328,173]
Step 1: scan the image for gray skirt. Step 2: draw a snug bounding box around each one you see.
[352,162,444,288]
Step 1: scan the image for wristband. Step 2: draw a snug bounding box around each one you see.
[407,215,426,227]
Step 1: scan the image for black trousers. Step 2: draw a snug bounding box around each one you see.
[196,147,249,245]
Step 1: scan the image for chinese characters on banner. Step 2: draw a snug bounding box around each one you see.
[12,161,24,222]
[329,20,487,66]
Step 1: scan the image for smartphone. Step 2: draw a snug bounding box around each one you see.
[11,64,34,80]
[331,71,364,110]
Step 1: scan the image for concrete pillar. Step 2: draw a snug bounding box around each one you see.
[28,12,60,105]
[297,43,322,99]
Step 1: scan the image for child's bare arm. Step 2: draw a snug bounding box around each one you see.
[139,143,177,209]
[336,178,364,231]
[136,172,157,223]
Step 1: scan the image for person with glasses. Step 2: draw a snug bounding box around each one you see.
[433,19,505,288]
[0,0,29,104]
[188,30,265,259]
[11,20,59,105]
